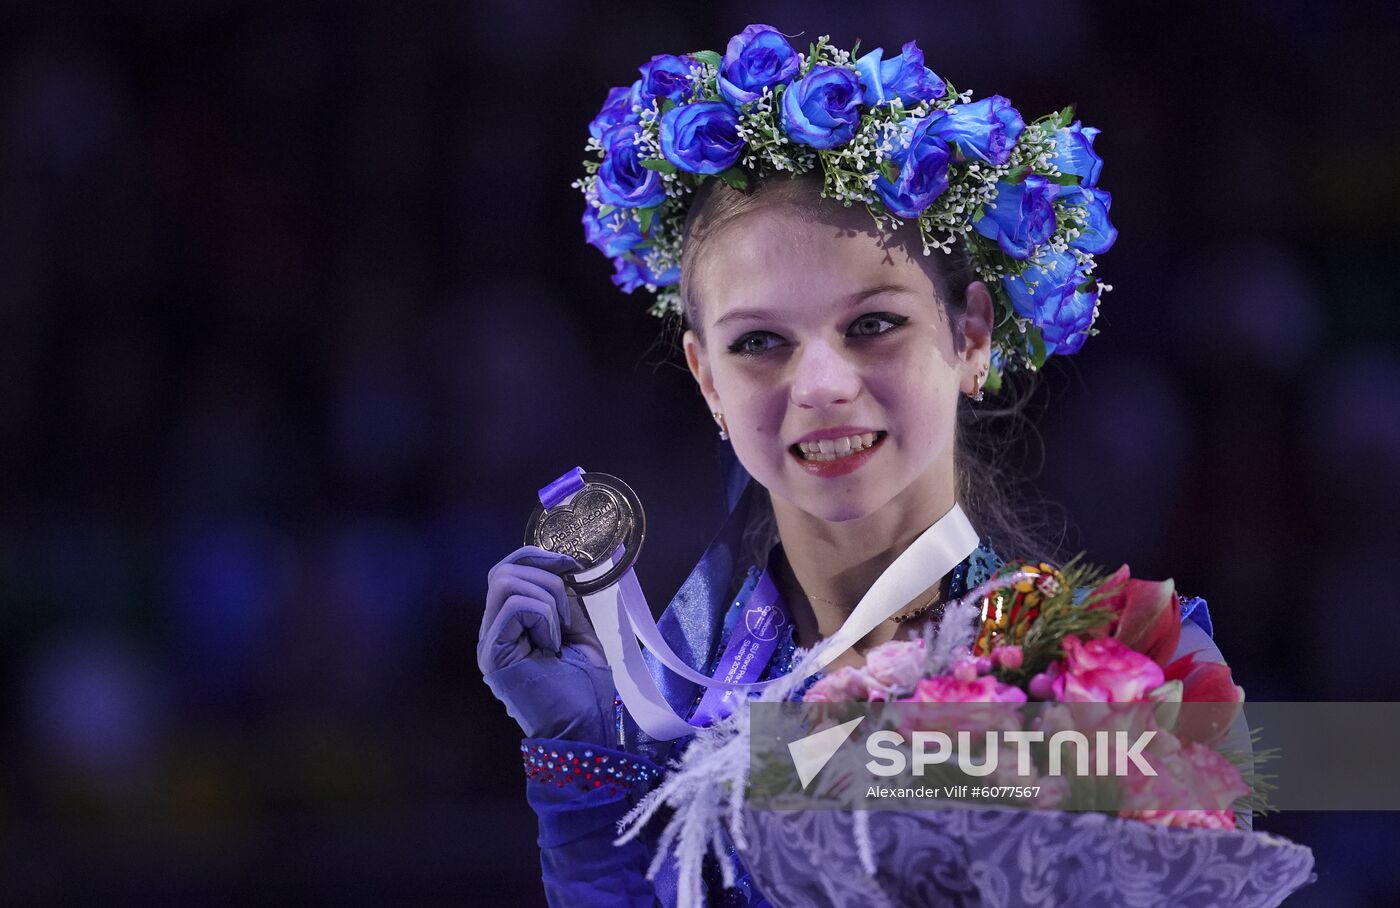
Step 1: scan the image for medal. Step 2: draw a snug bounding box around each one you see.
[525,471,645,595]
[524,465,978,740]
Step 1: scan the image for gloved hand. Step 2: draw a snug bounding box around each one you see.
[478,546,617,746]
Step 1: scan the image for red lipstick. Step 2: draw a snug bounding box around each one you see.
[789,431,887,478]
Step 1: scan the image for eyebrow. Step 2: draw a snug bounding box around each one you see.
[712,283,914,329]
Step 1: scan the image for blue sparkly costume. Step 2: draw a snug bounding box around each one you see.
[515,453,1221,907]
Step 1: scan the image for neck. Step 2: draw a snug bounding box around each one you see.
[771,457,959,647]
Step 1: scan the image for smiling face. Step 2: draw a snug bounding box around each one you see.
[682,196,993,524]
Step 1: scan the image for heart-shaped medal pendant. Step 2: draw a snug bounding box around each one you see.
[524,472,645,594]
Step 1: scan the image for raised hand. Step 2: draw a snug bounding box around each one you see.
[478,546,615,744]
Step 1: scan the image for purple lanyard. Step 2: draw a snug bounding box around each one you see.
[690,567,789,726]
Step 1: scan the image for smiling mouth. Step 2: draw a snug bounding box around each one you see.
[790,431,886,462]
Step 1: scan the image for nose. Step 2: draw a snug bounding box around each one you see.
[790,337,861,409]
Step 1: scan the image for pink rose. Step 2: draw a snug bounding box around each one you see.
[1034,776,1070,809]
[1053,635,1165,702]
[1119,808,1237,830]
[897,673,1027,739]
[993,644,1024,669]
[1028,661,1062,699]
[862,639,927,694]
[803,665,873,702]
[907,674,1028,704]
[1119,738,1247,830]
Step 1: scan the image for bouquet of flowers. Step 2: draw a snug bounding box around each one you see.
[800,559,1259,830]
[619,561,1316,907]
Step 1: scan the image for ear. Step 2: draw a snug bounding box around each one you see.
[683,329,721,412]
[959,281,994,391]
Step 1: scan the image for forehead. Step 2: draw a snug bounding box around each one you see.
[692,203,940,323]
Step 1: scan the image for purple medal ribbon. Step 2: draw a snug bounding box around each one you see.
[691,568,788,726]
[535,465,979,738]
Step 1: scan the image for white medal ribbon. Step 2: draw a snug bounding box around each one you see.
[569,493,979,740]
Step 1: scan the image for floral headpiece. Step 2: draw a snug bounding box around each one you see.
[575,25,1117,382]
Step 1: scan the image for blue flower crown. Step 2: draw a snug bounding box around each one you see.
[575,25,1117,381]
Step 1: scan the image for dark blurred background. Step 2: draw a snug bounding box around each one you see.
[2,1,1398,903]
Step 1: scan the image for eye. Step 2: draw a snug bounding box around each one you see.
[847,312,909,337]
[726,331,785,356]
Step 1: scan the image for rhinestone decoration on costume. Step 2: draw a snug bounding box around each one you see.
[521,742,657,794]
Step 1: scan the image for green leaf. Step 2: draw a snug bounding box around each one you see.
[879,160,900,183]
[1026,324,1049,369]
[640,158,678,174]
[1003,165,1029,183]
[597,204,615,217]
[718,166,750,191]
[639,206,656,234]
[659,97,677,116]
[850,39,861,59]
[691,50,722,68]
[1047,171,1080,186]
[1056,103,1077,129]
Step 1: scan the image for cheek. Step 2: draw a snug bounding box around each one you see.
[711,371,792,480]
[874,356,958,449]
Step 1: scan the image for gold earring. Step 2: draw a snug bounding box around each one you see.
[712,411,729,440]
[967,367,987,402]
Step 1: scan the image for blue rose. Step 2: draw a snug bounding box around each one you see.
[659,101,743,174]
[854,40,945,107]
[588,82,642,141]
[780,65,864,149]
[1041,284,1098,355]
[927,96,1025,166]
[1002,250,1094,355]
[1057,185,1117,255]
[582,203,644,257]
[1049,120,1103,186]
[718,24,801,107]
[596,124,667,209]
[611,254,678,293]
[973,175,1058,259]
[637,54,694,105]
[874,116,951,217]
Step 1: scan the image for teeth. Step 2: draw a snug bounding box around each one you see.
[796,432,882,461]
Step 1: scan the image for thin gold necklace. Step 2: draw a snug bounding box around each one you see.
[805,591,945,624]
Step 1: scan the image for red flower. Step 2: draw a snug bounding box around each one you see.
[1087,565,1181,668]
[1163,652,1246,748]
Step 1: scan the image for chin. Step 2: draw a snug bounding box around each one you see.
[809,502,876,523]
[772,482,887,524]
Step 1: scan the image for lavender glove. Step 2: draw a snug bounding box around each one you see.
[478,545,617,746]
